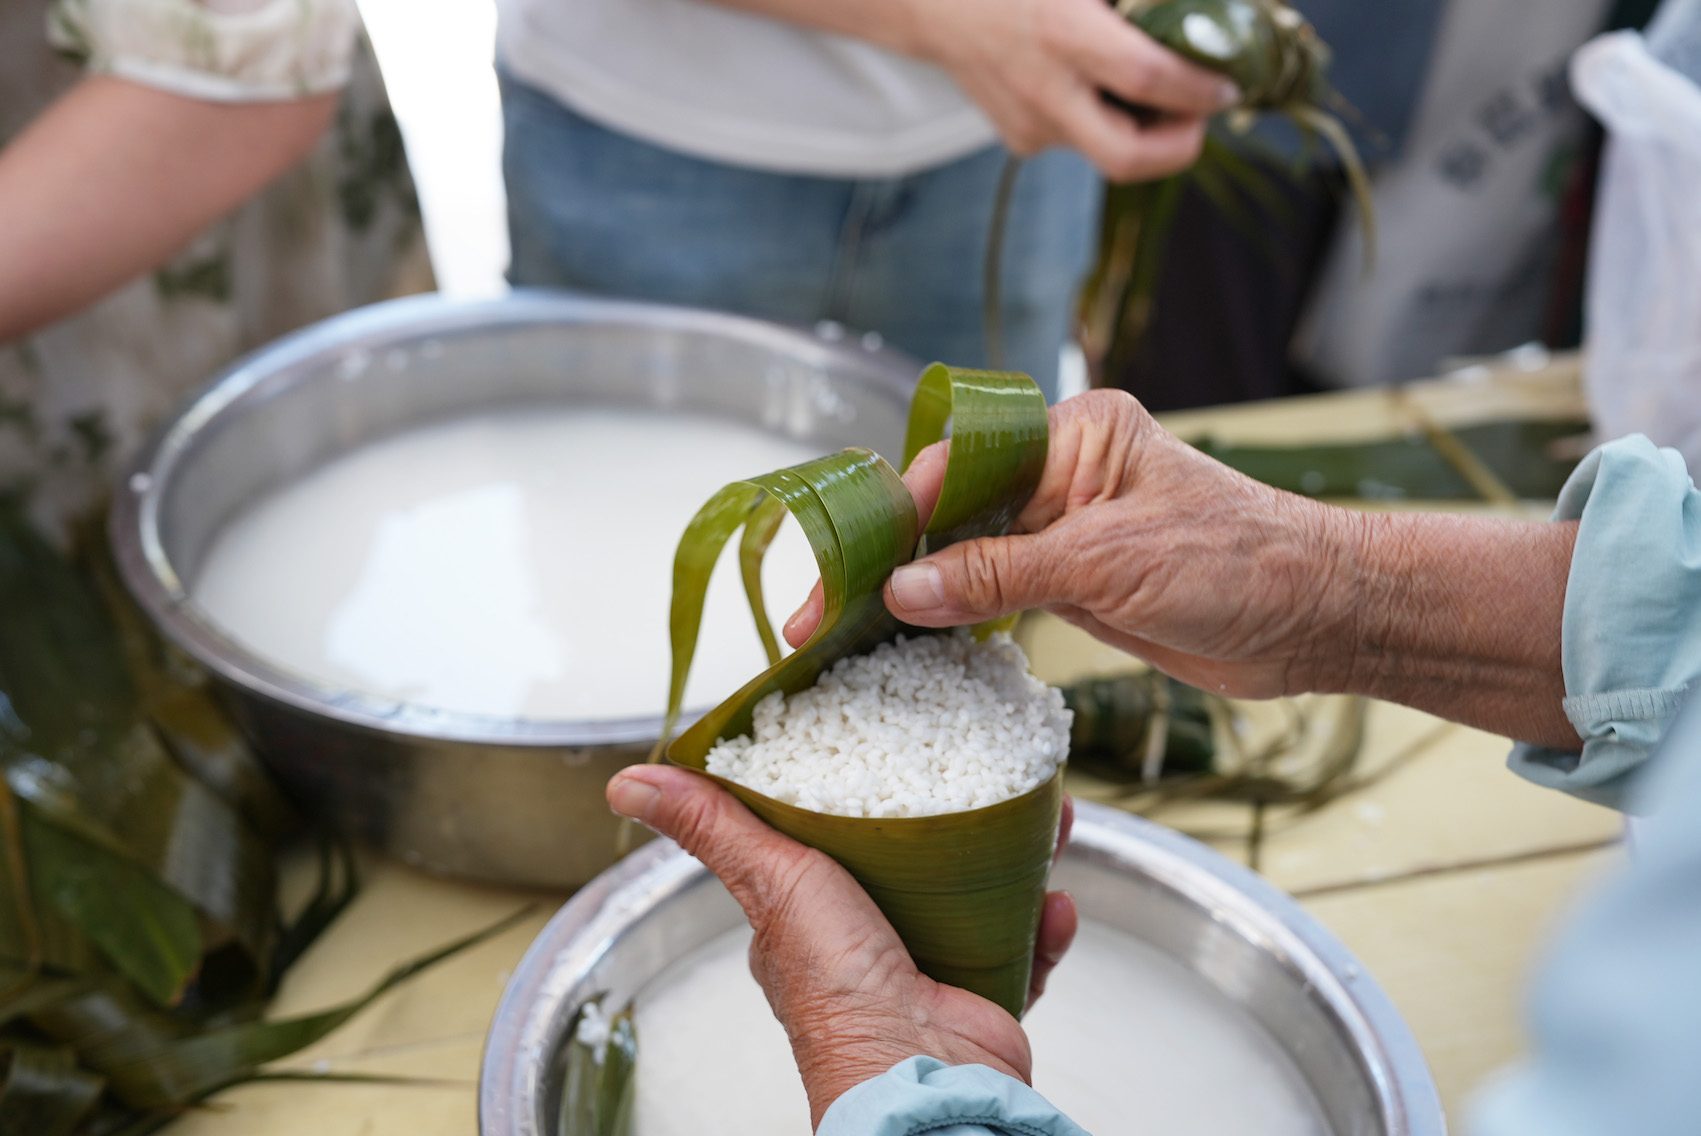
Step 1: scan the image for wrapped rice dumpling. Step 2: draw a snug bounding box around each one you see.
[658,365,1065,1017]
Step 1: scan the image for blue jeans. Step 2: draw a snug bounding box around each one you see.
[500,72,1101,397]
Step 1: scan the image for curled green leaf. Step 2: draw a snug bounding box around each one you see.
[657,365,1057,1016]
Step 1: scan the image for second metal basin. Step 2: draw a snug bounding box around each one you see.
[479,802,1445,1136]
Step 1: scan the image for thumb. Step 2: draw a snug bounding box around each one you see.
[607,765,821,921]
[885,531,1062,626]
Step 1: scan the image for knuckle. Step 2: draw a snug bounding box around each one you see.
[1034,3,1073,54]
[959,539,1015,610]
[664,789,726,859]
[743,851,845,964]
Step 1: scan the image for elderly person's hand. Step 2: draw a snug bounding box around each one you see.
[606,764,1078,1127]
[787,389,1583,750]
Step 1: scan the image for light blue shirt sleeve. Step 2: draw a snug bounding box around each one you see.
[1471,696,1701,1136]
[823,440,1701,1136]
[1507,435,1701,810]
[817,1057,1088,1136]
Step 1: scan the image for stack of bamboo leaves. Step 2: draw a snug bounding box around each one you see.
[0,506,505,1135]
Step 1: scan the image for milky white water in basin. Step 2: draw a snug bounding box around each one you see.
[632,923,1330,1136]
[191,407,825,721]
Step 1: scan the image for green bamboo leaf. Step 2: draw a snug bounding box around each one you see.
[19,806,199,1009]
[560,998,637,1136]
[0,968,95,1030]
[268,836,358,987]
[0,1041,104,1136]
[1135,0,1297,102]
[1065,0,1379,375]
[93,906,534,1111]
[82,528,297,843]
[738,495,791,668]
[654,482,768,757]
[902,363,1048,551]
[0,509,276,993]
[660,366,1058,1017]
[666,449,917,755]
[0,779,42,986]
[1293,104,1378,267]
[22,979,190,1086]
[1190,419,1587,501]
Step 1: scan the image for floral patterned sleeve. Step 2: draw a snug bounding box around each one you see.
[46,0,360,101]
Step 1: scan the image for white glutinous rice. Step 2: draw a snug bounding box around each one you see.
[704,630,1071,818]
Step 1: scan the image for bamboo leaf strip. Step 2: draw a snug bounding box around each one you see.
[0,1042,104,1136]
[659,366,1055,1017]
[19,808,199,1010]
[90,906,533,1111]
[738,495,791,667]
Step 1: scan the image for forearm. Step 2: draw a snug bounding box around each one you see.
[700,0,932,57]
[0,77,335,343]
[1323,511,1580,749]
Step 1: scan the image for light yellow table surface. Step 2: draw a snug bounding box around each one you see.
[171,360,1614,1134]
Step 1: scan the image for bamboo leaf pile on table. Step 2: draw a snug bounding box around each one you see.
[1059,671,1369,818]
[1189,417,1590,502]
[0,505,510,1133]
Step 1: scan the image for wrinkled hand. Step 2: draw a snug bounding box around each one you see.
[607,765,1078,1127]
[786,390,1364,700]
[910,0,1235,180]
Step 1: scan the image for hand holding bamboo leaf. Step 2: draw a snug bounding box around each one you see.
[916,0,1237,180]
[719,0,1237,180]
[790,389,1582,751]
[656,365,1064,1018]
[606,763,1078,1128]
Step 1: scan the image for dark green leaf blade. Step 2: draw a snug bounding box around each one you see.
[19,806,199,1009]
[0,1041,104,1136]
[94,906,534,1111]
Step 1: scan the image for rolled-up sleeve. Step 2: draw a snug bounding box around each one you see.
[818,1057,1089,1136]
[47,0,361,101]
[1508,435,1701,810]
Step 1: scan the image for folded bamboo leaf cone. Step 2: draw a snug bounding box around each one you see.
[673,727,1064,1019]
[659,365,1060,1019]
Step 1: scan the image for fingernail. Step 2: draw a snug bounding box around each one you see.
[889,562,944,612]
[1217,81,1241,109]
[608,773,661,823]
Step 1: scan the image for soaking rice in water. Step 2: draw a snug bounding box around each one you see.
[704,630,1070,817]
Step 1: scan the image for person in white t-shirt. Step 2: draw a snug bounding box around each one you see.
[0,0,1230,410]
[495,0,1236,394]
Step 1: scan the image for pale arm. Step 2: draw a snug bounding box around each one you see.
[0,76,336,343]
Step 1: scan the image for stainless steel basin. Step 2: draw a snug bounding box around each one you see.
[109,291,918,888]
[479,802,1445,1136]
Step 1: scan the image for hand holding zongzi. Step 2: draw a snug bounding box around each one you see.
[607,763,1078,1127]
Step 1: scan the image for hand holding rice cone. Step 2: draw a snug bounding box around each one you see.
[608,763,1078,1124]
[654,365,1064,1018]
